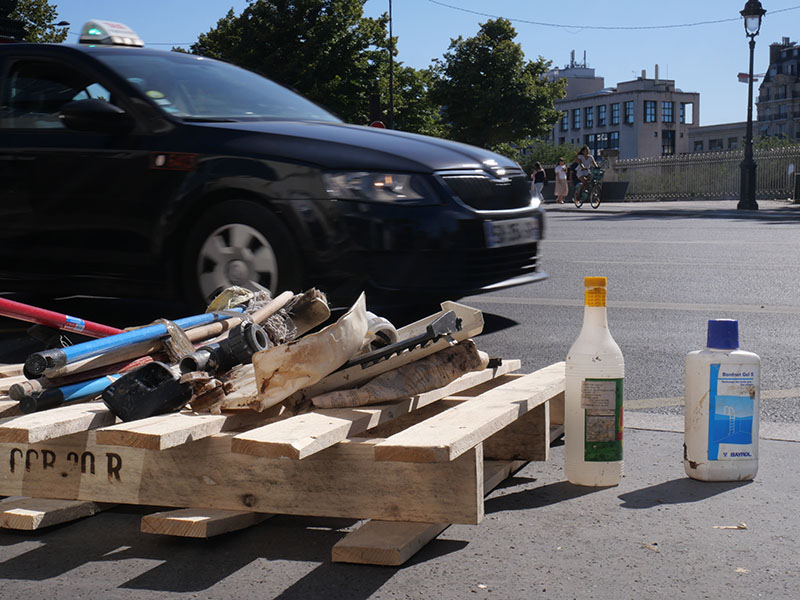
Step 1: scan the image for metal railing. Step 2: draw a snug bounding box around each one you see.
[605,146,800,199]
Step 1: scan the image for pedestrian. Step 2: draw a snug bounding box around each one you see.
[531,162,546,201]
[575,146,598,202]
[554,157,568,204]
[567,154,580,201]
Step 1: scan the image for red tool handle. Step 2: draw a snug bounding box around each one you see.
[0,297,123,339]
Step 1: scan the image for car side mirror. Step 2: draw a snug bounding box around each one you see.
[59,98,135,134]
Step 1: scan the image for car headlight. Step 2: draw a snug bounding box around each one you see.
[323,172,437,205]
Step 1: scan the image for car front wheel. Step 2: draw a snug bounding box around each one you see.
[182,200,301,306]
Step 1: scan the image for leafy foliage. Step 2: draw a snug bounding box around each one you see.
[10,0,68,43]
[430,18,565,149]
[184,0,391,125]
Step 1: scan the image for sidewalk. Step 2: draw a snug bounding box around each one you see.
[544,197,800,216]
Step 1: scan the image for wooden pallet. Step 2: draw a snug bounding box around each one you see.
[0,359,565,565]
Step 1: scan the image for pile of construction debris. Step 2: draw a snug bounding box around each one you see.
[0,289,490,423]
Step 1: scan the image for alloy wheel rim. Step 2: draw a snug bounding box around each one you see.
[196,223,278,300]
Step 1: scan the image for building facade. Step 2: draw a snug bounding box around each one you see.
[687,122,747,153]
[548,64,700,159]
[756,37,800,140]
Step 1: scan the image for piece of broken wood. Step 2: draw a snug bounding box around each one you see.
[221,293,368,412]
[311,341,488,408]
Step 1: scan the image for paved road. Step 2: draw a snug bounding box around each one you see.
[464,198,800,425]
[1,199,799,599]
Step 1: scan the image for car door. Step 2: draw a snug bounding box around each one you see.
[0,52,162,291]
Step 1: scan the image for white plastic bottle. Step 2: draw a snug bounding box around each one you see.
[565,276,625,486]
[684,319,760,481]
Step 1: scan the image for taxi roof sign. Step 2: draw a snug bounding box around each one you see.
[79,19,143,47]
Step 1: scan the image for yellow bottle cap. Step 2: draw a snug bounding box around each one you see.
[584,276,607,288]
[584,276,607,306]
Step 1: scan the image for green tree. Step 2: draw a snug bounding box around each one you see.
[381,65,444,137]
[10,0,68,43]
[186,0,388,125]
[430,18,564,149]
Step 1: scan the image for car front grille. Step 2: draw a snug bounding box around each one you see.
[439,171,531,210]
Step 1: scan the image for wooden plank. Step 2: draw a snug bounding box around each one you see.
[332,521,448,566]
[141,508,271,538]
[332,458,526,566]
[0,402,116,444]
[550,391,565,426]
[0,431,484,525]
[0,497,110,530]
[0,363,24,378]
[95,411,277,450]
[483,402,550,462]
[374,362,565,463]
[0,399,21,419]
[231,360,520,460]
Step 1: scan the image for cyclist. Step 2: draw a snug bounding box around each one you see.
[575,146,598,202]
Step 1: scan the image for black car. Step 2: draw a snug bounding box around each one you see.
[0,20,546,308]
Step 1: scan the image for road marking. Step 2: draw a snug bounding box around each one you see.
[462,296,800,315]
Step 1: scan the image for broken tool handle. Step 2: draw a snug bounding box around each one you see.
[24,308,243,378]
[19,374,121,414]
[0,297,123,338]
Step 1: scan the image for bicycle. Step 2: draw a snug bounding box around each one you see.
[573,167,604,209]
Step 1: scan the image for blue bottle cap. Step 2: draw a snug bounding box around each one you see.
[707,319,739,350]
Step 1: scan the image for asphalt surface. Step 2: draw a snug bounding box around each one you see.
[1,198,799,599]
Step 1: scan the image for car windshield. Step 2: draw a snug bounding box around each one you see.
[94,50,341,122]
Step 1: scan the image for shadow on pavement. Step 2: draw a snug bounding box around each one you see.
[617,477,752,509]
[484,479,603,514]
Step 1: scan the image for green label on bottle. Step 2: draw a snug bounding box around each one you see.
[582,378,623,462]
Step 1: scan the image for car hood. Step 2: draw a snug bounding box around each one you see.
[188,120,520,174]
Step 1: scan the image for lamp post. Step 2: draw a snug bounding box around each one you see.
[388,0,394,129]
[738,0,766,210]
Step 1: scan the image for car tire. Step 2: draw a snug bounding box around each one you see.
[181,199,302,306]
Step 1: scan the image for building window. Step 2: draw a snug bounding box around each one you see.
[559,137,566,144]
[598,104,606,126]
[709,138,723,151]
[662,101,674,123]
[609,131,619,150]
[680,102,694,124]
[611,103,620,125]
[644,101,656,123]
[661,130,675,155]
[728,137,739,149]
[573,108,581,130]
[561,111,568,131]
[589,132,608,156]
[624,101,634,124]
[694,140,704,152]
[585,106,593,128]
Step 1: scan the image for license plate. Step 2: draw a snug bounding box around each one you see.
[483,218,540,248]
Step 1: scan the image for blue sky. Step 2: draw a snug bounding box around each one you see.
[53,0,800,126]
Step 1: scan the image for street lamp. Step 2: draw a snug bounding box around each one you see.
[388,0,394,129]
[738,0,766,210]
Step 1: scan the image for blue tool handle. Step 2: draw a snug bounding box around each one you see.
[24,309,242,377]
[19,373,121,414]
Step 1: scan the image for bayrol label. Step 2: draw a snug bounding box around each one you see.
[708,364,757,461]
